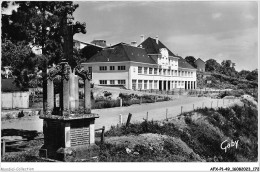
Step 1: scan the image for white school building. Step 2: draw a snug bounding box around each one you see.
[82,37,197,90]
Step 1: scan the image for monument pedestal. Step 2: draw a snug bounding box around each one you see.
[39,113,99,161]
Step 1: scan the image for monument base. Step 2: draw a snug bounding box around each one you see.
[39,113,100,162]
[39,144,100,162]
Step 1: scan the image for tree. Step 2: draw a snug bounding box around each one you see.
[238,70,250,79]
[220,60,237,77]
[221,60,232,68]
[246,69,258,81]
[1,40,39,87]
[205,59,221,72]
[2,1,85,110]
[185,56,197,68]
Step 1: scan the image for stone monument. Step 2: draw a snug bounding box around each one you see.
[39,6,99,161]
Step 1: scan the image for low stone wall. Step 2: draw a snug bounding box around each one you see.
[1,109,41,120]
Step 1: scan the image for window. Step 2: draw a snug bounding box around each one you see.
[132,80,137,90]
[144,67,148,74]
[99,80,107,85]
[88,67,92,73]
[168,70,171,75]
[182,71,184,76]
[182,81,184,86]
[144,80,148,89]
[163,69,166,75]
[149,68,153,74]
[88,67,92,79]
[178,71,180,76]
[175,70,177,76]
[138,80,142,89]
[118,80,126,85]
[100,66,107,71]
[149,80,153,89]
[110,80,115,85]
[172,70,174,76]
[159,69,162,75]
[154,81,158,89]
[110,66,115,70]
[118,66,126,70]
[154,68,158,75]
[138,66,142,74]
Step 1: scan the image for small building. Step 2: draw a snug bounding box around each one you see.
[82,36,197,90]
[1,78,30,109]
[195,58,205,72]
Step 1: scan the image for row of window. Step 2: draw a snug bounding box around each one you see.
[132,80,191,89]
[99,80,126,85]
[138,66,193,77]
[100,66,126,71]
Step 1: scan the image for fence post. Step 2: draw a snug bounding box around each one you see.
[119,114,122,125]
[146,112,149,121]
[193,104,194,111]
[181,106,183,114]
[120,98,123,107]
[101,126,105,144]
[126,113,132,127]
[211,101,213,108]
[166,108,168,120]
[139,97,142,105]
[1,139,5,157]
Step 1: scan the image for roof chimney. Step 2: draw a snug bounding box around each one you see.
[131,41,137,47]
[140,35,144,43]
[156,35,159,44]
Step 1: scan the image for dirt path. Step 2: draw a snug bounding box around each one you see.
[1,96,240,132]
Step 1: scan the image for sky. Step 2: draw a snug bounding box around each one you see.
[73,1,258,71]
[2,1,258,71]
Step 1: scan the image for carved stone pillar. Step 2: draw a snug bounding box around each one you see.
[47,79,54,111]
[84,79,91,114]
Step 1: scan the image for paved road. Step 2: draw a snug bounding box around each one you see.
[1,96,240,132]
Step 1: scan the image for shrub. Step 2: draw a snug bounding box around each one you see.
[18,111,24,118]
[103,91,112,98]
[92,100,120,109]
[184,116,192,124]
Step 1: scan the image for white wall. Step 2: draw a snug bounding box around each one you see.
[83,62,130,87]
[1,92,30,109]
[82,61,197,90]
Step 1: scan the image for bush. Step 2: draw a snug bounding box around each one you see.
[184,116,192,124]
[18,111,24,118]
[92,100,120,109]
[103,91,112,98]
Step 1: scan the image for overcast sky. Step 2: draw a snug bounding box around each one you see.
[2,1,258,71]
[73,1,258,71]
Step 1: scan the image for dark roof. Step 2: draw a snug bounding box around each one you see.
[195,58,205,63]
[86,43,157,64]
[178,57,196,69]
[139,37,176,57]
[86,37,196,69]
[1,78,28,92]
[139,37,196,69]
